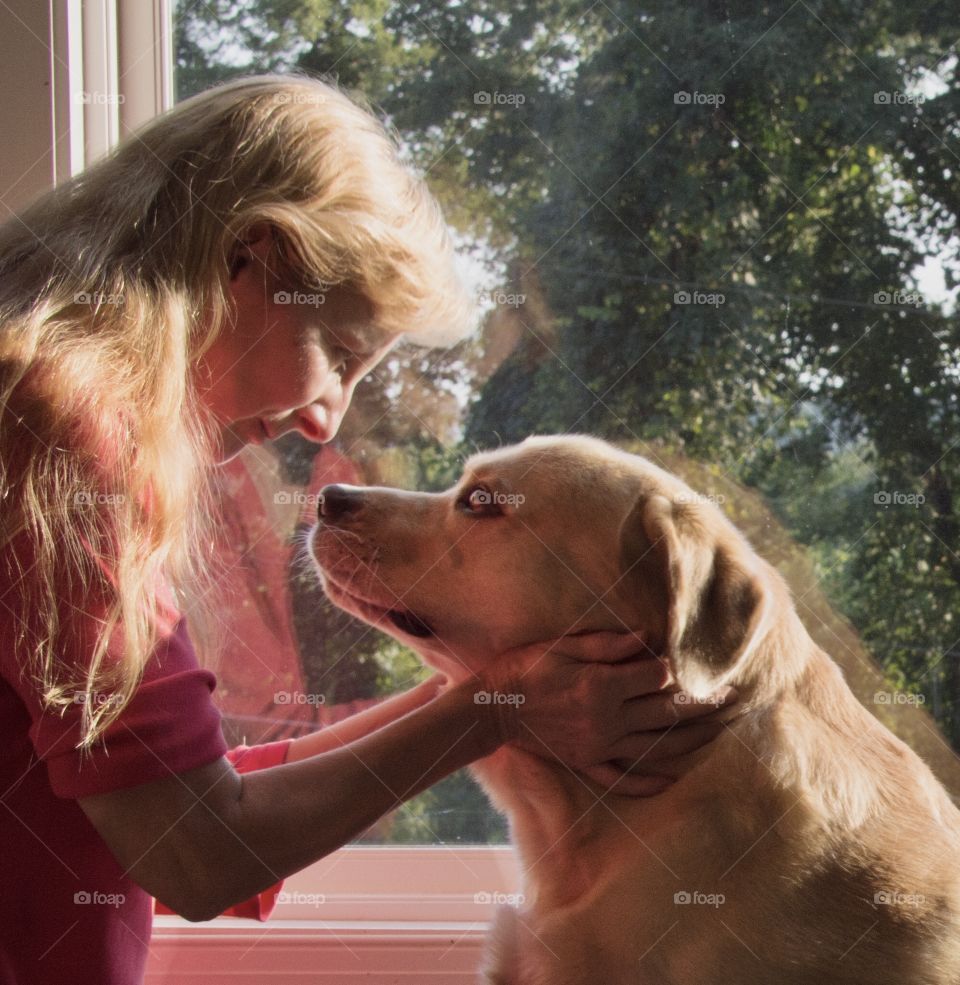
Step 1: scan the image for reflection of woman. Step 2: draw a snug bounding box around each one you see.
[0,75,734,984]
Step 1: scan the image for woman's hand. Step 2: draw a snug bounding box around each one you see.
[478,631,738,796]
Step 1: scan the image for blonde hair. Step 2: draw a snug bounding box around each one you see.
[0,73,475,751]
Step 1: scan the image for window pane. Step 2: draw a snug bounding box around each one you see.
[171,0,960,854]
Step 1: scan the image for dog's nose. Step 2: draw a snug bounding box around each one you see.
[318,484,364,521]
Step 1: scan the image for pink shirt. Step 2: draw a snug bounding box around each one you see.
[0,534,293,984]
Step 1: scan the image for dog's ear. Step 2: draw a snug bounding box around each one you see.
[618,492,769,696]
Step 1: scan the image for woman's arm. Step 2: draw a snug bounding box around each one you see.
[79,638,732,922]
[284,675,445,762]
[79,676,502,922]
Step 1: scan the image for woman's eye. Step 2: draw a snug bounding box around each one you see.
[329,346,351,373]
[459,485,502,515]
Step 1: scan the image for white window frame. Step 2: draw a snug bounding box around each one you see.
[0,3,513,977]
[1,0,174,215]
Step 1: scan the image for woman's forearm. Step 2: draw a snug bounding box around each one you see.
[199,677,502,916]
[285,676,444,762]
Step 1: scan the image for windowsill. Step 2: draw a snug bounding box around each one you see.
[145,847,514,982]
[147,915,489,983]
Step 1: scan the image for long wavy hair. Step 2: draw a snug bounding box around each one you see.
[0,73,475,751]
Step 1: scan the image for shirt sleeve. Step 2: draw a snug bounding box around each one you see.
[153,737,294,921]
[21,616,231,800]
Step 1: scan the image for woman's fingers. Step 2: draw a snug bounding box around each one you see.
[608,719,728,765]
[580,762,674,797]
[548,630,659,665]
[620,686,737,732]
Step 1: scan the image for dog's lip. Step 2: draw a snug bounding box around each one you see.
[322,573,434,638]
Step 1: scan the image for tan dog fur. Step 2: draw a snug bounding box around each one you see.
[310,435,960,985]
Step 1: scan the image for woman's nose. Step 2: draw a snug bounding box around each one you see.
[297,374,360,443]
[295,403,344,443]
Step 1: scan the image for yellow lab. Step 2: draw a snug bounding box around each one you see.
[310,435,960,984]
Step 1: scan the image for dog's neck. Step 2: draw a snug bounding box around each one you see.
[470,620,839,913]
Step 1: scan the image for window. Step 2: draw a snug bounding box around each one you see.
[4,0,958,980]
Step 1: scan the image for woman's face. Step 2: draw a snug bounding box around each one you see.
[194,227,400,463]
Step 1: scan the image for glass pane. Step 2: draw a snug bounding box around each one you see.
[171,0,960,854]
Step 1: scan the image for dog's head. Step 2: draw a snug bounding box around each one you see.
[310,435,778,696]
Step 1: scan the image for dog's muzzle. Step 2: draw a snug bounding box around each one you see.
[314,483,435,639]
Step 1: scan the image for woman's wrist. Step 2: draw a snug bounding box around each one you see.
[440,676,515,757]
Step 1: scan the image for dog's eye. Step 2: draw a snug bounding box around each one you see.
[458,485,502,516]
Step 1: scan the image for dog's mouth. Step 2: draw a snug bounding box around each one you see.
[322,574,435,640]
[385,608,434,638]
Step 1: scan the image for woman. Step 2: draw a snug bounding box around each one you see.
[0,75,734,984]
